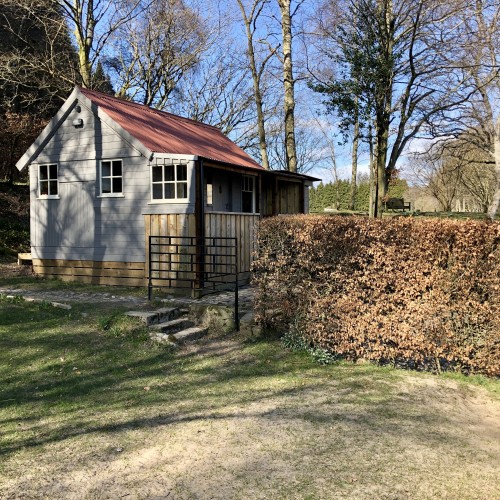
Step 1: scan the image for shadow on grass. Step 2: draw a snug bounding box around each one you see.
[0,298,485,462]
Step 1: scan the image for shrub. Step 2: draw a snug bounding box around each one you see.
[252,216,500,376]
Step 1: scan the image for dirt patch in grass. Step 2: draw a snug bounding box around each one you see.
[0,299,499,499]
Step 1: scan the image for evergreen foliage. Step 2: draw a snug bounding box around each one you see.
[310,176,408,212]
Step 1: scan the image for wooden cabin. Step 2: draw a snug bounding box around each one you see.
[16,87,318,292]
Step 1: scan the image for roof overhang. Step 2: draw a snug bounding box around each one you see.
[262,169,322,183]
[201,157,264,174]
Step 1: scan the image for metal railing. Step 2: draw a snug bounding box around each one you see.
[147,235,239,330]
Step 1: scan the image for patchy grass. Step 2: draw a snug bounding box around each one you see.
[1,295,499,499]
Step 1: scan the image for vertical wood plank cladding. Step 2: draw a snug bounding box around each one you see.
[145,213,257,283]
[204,213,259,274]
[144,214,197,284]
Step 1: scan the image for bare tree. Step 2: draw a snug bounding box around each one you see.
[410,143,463,212]
[438,0,500,219]
[265,116,327,173]
[103,0,209,108]
[0,0,76,182]
[312,0,478,217]
[170,45,257,142]
[237,0,278,169]
[0,0,77,109]
[276,0,300,172]
[57,0,146,88]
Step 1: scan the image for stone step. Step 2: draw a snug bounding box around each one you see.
[149,317,195,335]
[126,307,181,326]
[150,324,209,345]
[172,326,209,343]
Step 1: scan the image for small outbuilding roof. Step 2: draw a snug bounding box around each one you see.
[17,86,263,171]
[79,88,262,171]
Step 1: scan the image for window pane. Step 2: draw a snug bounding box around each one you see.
[49,180,58,196]
[49,164,57,180]
[164,164,175,182]
[165,183,175,199]
[112,160,122,176]
[40,180,48,196]
[242,191,252,213]
[102,162,111,177]
[177,182,187,199]
[40,165,48,181]
[206,183,213,205]
[152,165,162,182]
[177,164,187,181]
[102,178,111,193]
[112,177,122,193]
[152,184,163,199]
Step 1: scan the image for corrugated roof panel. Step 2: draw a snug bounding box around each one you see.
[79,88,263,170]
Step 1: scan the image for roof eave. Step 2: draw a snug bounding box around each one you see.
[200,156,263,172]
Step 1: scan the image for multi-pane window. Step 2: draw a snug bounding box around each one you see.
[100,159,123,196]
[242,175,255,213]
[151,163,188,201]
[39,164,58,197]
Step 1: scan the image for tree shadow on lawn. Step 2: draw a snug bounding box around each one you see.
[0,300,494,466]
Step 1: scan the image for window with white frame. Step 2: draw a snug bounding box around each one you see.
[151,163,188,201]
[39,164,59,197]
[100,159,123,196]
[242,175,255,213]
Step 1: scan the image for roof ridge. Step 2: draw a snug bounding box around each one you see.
[78,87,221,132]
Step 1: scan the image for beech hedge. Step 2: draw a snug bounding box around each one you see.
[252,216,500,376]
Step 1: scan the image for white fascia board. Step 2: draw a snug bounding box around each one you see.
[15,87,80,171]
[150,154,198,162]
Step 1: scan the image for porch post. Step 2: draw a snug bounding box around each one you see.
[194,158,205,297]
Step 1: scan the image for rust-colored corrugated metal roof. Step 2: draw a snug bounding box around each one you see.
[79,87,263,171]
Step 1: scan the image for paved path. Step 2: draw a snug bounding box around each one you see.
[0,286,255,312]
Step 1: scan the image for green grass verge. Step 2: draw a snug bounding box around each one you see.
[1,295,499,498]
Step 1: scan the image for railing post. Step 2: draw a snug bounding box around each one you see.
[148,235,153,301]
[234,237,239,331]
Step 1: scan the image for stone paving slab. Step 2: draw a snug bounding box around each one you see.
[0,285,255,311]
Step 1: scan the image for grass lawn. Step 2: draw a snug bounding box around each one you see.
[1,295,499,499]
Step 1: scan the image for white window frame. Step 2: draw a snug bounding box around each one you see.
[242,174,256,213]
[99,158,124,197]
[150,162,189,203]
[38,163,59,199]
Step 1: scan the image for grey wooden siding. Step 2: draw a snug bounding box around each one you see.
[30,100,195,263]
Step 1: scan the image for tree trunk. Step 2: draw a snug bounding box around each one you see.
[375,117,390,217]
[72,0,94,88]
[372,0,393,218]
[488,116,500,220]
[278,0,297,172]
[238,0,270,170]
[349,109,359,210]
[368,130,377,217]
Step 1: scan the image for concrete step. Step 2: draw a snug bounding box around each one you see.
[150,324,208,345]
[126,307,181,326]
[172,326,209,343]
[149,317,195,335]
